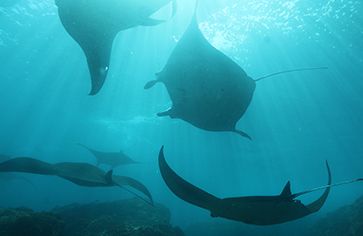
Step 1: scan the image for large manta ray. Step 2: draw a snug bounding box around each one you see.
[0,157,153,205]
[145,6,327,140]
[158,147,363,225]
[55,0,177,95]
[78,144,138,168]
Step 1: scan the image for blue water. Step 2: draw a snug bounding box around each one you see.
[0,0,362,233]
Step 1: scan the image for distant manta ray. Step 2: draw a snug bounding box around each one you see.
[158,146,363,225]
[55,0,177,95]
[78,144,138,168]
[0,157,153,205]
[145,3,327,140]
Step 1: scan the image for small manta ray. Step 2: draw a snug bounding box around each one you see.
[144,3,327,140]
[158,146,363,225]
[78,144,138,168]
[0,157,153,205]
[55,0,177,95]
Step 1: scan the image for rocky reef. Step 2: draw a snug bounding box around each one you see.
[3,195,363,236]
[309,196,363,236]
[0,198,184,236]
[0,208,63,236]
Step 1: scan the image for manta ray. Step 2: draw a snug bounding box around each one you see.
[144,5,327,140]
[0,157,153,205]
[78,144,138,168]
[55,0,177,95]
[158,147,363,225]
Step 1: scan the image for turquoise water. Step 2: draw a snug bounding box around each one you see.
[0,0,362,233]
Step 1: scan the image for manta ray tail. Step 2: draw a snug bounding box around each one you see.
[254,67,328,82]
[233,129,252,140]
[292,165,363,200]
[159,146,221,210]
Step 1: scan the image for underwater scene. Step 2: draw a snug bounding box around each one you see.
[0,0,363,235]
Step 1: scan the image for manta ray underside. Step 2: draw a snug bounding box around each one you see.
[145,4,327,140]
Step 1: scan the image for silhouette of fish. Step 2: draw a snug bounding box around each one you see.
[78,144,138,168]
[0,157,153,205]
[55,0,176,95]
[145,3,327,140]
[158,146,362,225]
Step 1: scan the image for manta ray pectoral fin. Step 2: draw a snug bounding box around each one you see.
[144,79,160,89]
[88,65,109,95]
[157,108,175,118]
[292,161,363,206]
[254,67,328,82]
[0,157,57,175]
[140,17,165,26]
[105,170,113,184]
[233,129,252,140]
[158,146,221,211]
[112,175,154,206]
[280,181,292,198]
[306,161,331,213]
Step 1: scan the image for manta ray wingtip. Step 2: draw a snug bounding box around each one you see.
[233,129,252,140]
[159,146,165,160]
[144,80,159,89]
[88,86,102,96]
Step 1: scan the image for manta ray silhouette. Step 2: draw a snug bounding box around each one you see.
[56,0,177,95]
[158,147,363,225]
[0,157,153,205]
[78,144,138,168]
[145,3,327,140]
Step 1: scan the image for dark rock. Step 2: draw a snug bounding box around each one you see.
[309,196,363,236]
[53,198,184,236]
[0,208,64,236]
[0,198,183,236]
